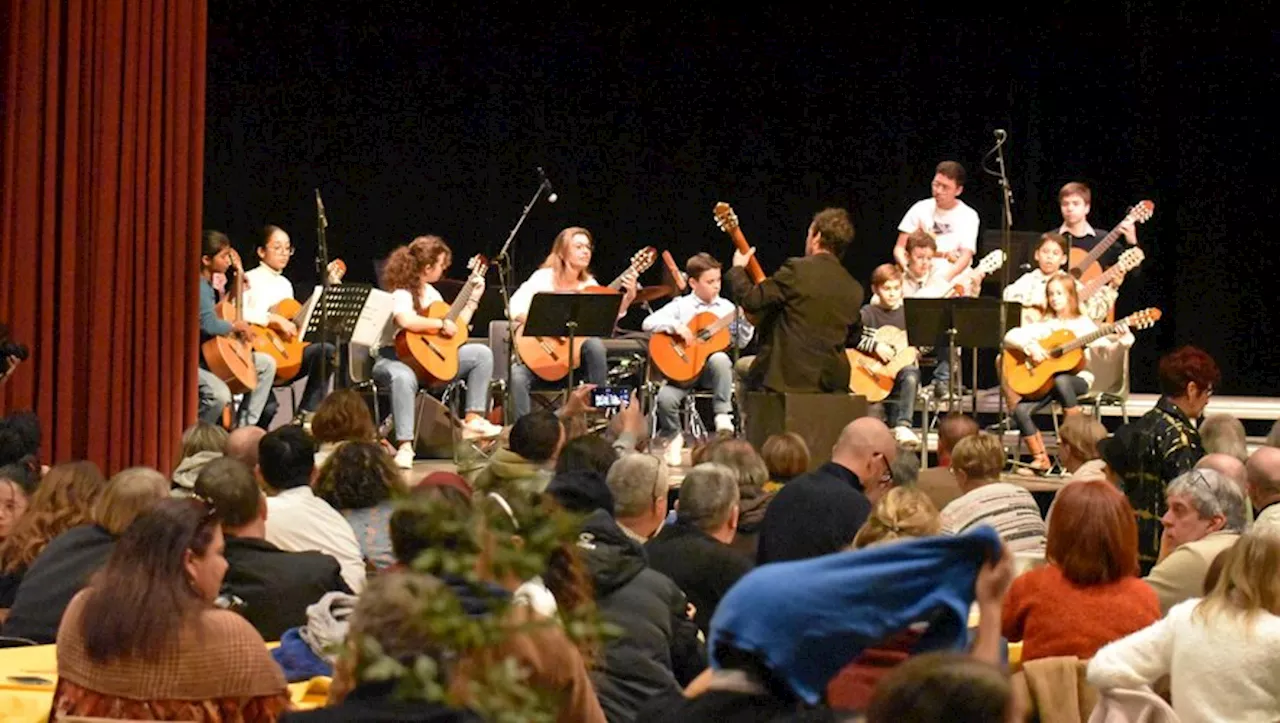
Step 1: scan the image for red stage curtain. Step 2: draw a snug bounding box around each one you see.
[0,0,206,474]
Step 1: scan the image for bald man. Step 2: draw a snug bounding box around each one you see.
[756,417,897,564]
[1246,447,1280,536]
[1198,453,1250,521]
[225,426,267,470]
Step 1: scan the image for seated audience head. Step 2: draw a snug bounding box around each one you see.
[1268,419,1280,449]
[866,651,1019,723]
[0,461,106,573]
[904,230,938,279]
[1245,446,1280,511]
[258,425,317,492]
[509,411,564,466]
[1200,413,1248,462]
[1197,453,1247,492]
[546,469,615,516]
[1162,468,1247,551]
[675,463,740,544]
[79,497,225,662]
[761,432,810,483]
[224,426,266,469]
[831,417,898,504]
[553,434,618,479]
[1197,533,1280,622]
[195,457,266,535]
[179,421,228,460]
[1157,346,1220,419]
[700,437,769,495]
[606,453,670,540]
[1047,480,1140,585]
[1057,414,1107,473]
[0,462,39,539]
[310,389,378,445]
[315,440,406,512]
[936,414,979,467]
[853,486,940,549]
[391,479,475,568]
[93,467,169,536]
[890,446,921,486]
[949,433,1005,492]
[0,411,40,467]
[806,207,855,258]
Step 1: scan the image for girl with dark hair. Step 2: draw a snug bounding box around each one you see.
[51,497,289,721]
[315,441,406,572]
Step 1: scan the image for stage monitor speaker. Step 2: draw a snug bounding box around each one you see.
[414,393,459,459]
[743,392,868,471]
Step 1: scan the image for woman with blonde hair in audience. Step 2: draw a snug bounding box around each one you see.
[310,388,380,467]
[172,420,228,493]
[1003,480,1160,663]
[4,467,169,644]
[51,497,289,720]
[1200,413,1248,462]
[1058,414,1108,481]
[315,441,407,572]
[0,461,106,611]
[699,437,774,559]
[940,433,1046,554]
[1090,533,1280,722]
[761,432,810,493]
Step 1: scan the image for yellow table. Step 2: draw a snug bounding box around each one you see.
[0,643,329,723]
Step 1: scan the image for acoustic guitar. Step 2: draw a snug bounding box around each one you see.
[648,307,745,383]
[515,247,657,382]
[1068,200,1154,283]
[395,255,489,384]
[713,202,765,284]
[202,252,257,394]
[249,259,346,384]
[846,326,918,402]
[1001,307,1162,397]
[913,250,1006,299]
[1022,248,1145,325]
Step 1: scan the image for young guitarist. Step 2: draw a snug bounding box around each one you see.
[374,236,502,468]
[728,208,862,393]
[900,231,958,397]
[893,161,980,282]
[1003,232,1117,323]
[855,264,921,447]
[198,230,277,427]
[1058,181,1138,272]
[242,225,336,426]
[507,227,637,420]
[1001,272,1132,473]
[642,253,754,445]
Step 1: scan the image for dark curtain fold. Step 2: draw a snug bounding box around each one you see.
[0,0,206,474]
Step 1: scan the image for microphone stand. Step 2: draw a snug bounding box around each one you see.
[983,132,1015,439]
[494,175,554,425]
[315,189,332,395]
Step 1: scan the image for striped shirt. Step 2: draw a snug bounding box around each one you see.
[940,482,1046,554]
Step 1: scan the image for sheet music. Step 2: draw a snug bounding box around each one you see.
[351,288,394,347]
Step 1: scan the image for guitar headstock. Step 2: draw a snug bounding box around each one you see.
[976,250,1006,275]
[630,247,658,275]
[468,255,490,276]
[327,258,347,284]
[1123,307,1162,330]
[713,202,739,234]
[1116,248,1145,273]
[1127,200,1155,225]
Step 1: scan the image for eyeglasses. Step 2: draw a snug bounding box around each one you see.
[265,244,294,256]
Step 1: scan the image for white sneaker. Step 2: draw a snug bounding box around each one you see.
[714,413,735,434]
[461,417,503,439]
[394,442,416,470]
[893,425,921,449]
[664,433,685,467]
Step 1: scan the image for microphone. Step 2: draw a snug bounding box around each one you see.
[994,128,1008,142]
[315,188,328,228]
[536,167,558,203]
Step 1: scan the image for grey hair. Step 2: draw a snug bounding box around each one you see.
[890,446,921,486]
[1200,414,1248,462]
[606,453,669,519]
[1268,419,1280,449]
[676,463,740,533]
[1167,468,1247,533]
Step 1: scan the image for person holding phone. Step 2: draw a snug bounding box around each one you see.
[643,253,754,454]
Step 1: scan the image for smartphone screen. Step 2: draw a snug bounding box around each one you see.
[592,386,630,410]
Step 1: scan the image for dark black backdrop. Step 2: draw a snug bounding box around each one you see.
[204,2,1278,395]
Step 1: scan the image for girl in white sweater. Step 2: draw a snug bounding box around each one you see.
[1088,533,1280,723]
[1001,272,1132,472]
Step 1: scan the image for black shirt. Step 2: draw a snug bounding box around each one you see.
[756,462,871,565]
[221,535,351,641]
[646,520,754,634]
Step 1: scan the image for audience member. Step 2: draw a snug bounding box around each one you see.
[0,462,38,542]
[699,437,774,558]
[1058,414,1108,481]
[196,457,351,641]
[309,389,378,468]
[1199,452,1251,520]
[1145,468,1246,613]
[646,463,753,634]
[1108,345,1218,568]
[1090,533,1280,723]
[606,453,671,544]
[315,441,406,572]
[171,421,228,493]
[0,461,106,609]
[761,432,810,493]
[51,498,289,720]
[260,426,366,593]
[3,467,167,644]
[757,417,896,564]
[889,446,920,485]
[555,433,619,479]
[1268,419,1280,448]
[547,434,619,517]
[940,433,1046,554]
[866,652,1022,723]
[1200,413,1248,462]
[916,414,977,512]
[0,411,40,467]
[473,410,563,495]
[225,425,266,470]
[1002,480,1160,662]
[1247,446,1280,536]
[852,485,941,549]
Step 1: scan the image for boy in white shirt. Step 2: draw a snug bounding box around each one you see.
[894,161,981,282]
[641,253,753,447]
[1003,232,1117,324]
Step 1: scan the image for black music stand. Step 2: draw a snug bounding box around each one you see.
[905,298,1020,411]
[523,292,624,396]
[300,283,375,344]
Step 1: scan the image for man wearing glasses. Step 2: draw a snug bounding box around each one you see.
[243,225,337,425]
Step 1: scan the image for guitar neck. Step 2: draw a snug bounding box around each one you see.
[444,278,477,322]
[1057,322,1119,355]
[1071,223,1125,273]
[1080,263,1124,300]
[702,309,740,336]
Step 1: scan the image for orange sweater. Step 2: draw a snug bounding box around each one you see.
[1002,563,1160,663]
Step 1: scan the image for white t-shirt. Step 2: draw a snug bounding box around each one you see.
[508,267,598,321]
[377,283,445,348]
[898,198,981,256]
